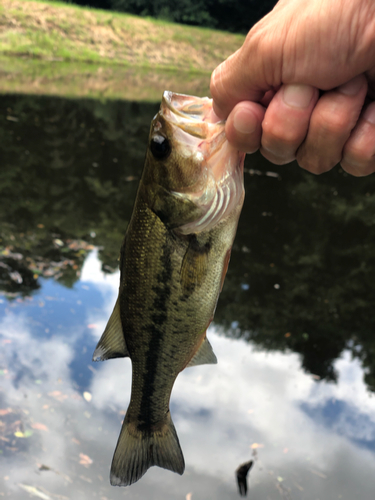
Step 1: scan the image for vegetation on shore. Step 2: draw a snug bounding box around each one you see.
[58,0,276,34]
[0,0,244,101]
[0,0,244,70]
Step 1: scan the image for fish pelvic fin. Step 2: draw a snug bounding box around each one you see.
[110,413,185,486]
[92,297,129,361]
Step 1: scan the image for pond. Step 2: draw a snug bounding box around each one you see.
[1,93,375,499]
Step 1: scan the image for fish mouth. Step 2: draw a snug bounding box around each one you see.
[160,91,245,180]
[158,91,245,234]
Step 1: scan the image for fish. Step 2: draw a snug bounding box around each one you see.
[92,91,245,486]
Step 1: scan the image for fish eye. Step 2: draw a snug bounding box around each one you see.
[150,135,171,160]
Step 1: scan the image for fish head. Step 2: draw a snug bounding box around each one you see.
[143,91,245,234]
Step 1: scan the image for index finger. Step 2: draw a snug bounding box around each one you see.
[210,49,266,120]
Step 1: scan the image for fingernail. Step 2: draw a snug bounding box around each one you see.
[282,84,315,108]
[362,103,375,124]
[338,76,364,96]
[233,108,257,135]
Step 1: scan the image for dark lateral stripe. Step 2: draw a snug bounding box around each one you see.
[137,239,172,430]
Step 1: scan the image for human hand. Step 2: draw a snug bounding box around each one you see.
[210,0,375,176]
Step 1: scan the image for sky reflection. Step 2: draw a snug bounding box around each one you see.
[1,250,375,499]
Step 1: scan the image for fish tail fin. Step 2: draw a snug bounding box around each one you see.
[110,413,185,486]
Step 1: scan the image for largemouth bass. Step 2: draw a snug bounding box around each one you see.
[93,91,245,486]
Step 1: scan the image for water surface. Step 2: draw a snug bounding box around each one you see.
[1,94,375,499]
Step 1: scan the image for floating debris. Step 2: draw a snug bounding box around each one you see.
[18,484,52,500]
[236,460,253,497]
[83,392,92,402]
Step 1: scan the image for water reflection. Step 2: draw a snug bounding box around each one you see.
[2,93,375,497]
[1,250,375,499]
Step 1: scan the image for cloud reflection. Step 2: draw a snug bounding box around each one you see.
[1,249,375,499]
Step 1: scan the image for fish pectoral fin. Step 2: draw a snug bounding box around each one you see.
[151,184,202,229]
[92,297,129,361]
[110,413,185,486]
[180,234,210,293]
[186,336,217,368]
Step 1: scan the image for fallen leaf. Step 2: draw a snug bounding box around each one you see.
[14,430,33,438]
[250,443,264,449]
[48,391,68,402]
[31,423,49,432]
[79,475,92,483]
[38,465,51,471]
[83,392,92,402]
[79,453,93,467]
[0,408,11,416]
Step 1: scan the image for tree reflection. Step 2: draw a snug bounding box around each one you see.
[1,94,375,391]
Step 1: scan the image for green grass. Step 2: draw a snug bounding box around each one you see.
[0,0,244,100]
[0,0,244,69]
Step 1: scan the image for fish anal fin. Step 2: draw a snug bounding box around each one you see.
[92,297,129,362]
[110,413,185,486]
[180,235,210,294]
[186,335,217,368]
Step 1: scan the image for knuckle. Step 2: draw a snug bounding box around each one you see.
[262,121,300,147]
[315,108,350,137]
[296,149,336,175]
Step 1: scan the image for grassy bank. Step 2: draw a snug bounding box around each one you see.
[0,0,244,99]
[0,55,214,100]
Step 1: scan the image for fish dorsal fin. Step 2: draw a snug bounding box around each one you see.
[92,297,129,361]
[186,336,217,368]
